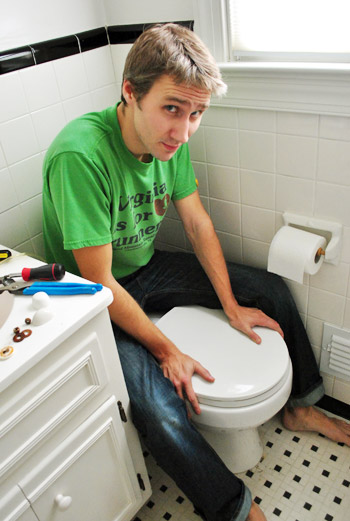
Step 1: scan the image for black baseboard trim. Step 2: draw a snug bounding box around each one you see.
[316,395,350,420]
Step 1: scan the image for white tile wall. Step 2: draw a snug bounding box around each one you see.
[0,72,29,123]
[241,206,275,242]
[239,108,275,132]
[193,162,208,196]
[91,83,119,112]
[276,176,314,214]
[315,183,350,226]
[9,154,43,202]
[0,45,117,257]
[19,62,61,112]
[0,38,350,406]
[210,198,241,235]
[241,170,275,209]
[241,237,270,268]
[239,130,275,172]
[0,168,18,212]
[83,46,117,90]
[54,54,90,100]
[31,103,67,150]
[205,127,239,166]
[0,144,6,168]
[276,112,319,137]
[318,139,350,185]
[207,165,240,202]
[0,115,40,164]
[277,134,318,179]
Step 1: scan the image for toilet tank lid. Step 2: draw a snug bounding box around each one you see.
[156,306,290,404]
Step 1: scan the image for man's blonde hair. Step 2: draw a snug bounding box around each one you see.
[121,23,227,103]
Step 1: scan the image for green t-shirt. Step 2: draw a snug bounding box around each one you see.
[42,103,197,279]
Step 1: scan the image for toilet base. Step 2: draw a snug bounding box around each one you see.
[196,424,263,474]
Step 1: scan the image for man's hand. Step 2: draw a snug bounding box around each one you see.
[160,350,214,415]
[227,305,284,345]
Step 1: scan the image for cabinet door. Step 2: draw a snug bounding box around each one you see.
[20,397,145,521]
[0,330,109,479]
[12,509,38,521]
[0,485,38,521]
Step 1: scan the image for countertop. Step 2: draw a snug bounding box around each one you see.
[0,246,113,392]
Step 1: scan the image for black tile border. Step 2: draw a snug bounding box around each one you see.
[0,20,193,76]
[107,24,145,45]
[107,20,194,44]
[32,34,80,66]
[78,27,109,52]
[316,394,350,421]
[0,46,35,75]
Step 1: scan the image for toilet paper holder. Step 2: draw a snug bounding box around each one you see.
[283,212,342,265]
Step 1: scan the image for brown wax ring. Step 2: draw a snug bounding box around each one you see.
[13,329,32,342]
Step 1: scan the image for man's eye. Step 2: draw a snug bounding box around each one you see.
[165,105,178,113]
[191,111,202,119]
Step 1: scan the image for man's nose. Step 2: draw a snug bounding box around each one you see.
[170,118,190,144]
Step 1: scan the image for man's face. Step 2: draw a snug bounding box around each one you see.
[126,75,211,162]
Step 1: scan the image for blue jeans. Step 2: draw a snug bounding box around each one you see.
[112,250,324,521]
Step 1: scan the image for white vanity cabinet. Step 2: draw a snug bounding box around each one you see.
[0,251,151,521]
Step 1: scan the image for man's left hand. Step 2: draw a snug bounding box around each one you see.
[227,305,284,344]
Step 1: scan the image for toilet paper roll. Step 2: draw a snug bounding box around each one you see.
[268,226,327,283]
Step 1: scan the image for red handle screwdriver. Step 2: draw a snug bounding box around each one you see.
[5,263,66,282]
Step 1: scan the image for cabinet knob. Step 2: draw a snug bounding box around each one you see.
[55,494,73,511]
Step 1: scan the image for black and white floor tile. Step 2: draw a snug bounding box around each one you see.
[132,410,350,521]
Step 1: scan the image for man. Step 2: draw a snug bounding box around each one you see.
[42,23,350,521]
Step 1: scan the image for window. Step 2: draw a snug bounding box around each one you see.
[193,0,350,114]
[227,0,350,62]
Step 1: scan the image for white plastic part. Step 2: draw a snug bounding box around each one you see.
[32,308,54,326]
[283,212,342,265]
[55,494,72,511]
[32,291,51,309]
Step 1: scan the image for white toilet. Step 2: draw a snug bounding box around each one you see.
[156,305,293,473]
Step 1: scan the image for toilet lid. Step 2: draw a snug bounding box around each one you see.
[156,306,291,407]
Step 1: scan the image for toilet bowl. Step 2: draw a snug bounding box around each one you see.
[156,305,293,473]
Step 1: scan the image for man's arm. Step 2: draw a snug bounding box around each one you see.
[73,243,214,414]
[174,191,283,344]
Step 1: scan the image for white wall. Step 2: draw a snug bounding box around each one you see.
[104,0,194,25]
[0,0,349,405]
[0,0,107,52]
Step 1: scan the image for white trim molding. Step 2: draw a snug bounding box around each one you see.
[214,62,350,116]
[192,0,229,62]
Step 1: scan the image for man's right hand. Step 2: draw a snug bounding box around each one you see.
[160,350,215,415]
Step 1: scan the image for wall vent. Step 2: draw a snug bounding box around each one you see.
[320,323,350,381]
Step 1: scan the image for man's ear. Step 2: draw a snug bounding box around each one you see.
[122,79,135,105]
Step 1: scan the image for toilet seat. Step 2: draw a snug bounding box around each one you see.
[156,305,291,408]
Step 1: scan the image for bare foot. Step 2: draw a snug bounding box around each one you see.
[246,501,267,520]
[282,406,350,446]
